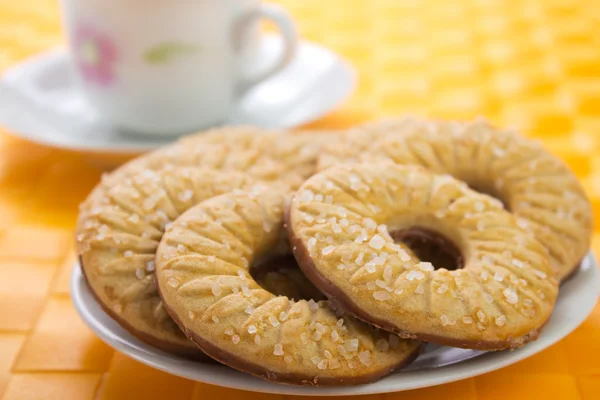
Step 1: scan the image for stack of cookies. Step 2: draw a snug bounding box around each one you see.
[76,118,592,386]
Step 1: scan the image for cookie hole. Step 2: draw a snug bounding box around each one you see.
[390,227,464,271]
[251,255,326,302]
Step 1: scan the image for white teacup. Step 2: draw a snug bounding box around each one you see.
[60,0,298,136]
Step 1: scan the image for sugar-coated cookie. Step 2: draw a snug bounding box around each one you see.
[155,189,421,385]
[288,163,558,350]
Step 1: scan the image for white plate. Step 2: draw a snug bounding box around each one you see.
[0,34,355,154]
[71,254,599,396]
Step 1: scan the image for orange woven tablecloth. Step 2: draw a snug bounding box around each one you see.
[0,0,599,399]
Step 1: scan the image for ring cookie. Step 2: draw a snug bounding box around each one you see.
[155,189,421,386]
[288,163,558,350]
[77,167,266,357]
[359,119,592,280]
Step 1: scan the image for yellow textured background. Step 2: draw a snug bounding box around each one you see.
[0,0,599,399]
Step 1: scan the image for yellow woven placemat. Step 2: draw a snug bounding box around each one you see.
[0,0,598,399]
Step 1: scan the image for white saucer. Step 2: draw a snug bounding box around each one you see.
[71,254,599,396]
[0,35,355,154]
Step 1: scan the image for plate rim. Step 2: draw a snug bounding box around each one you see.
[71,253,600,396]
[0,36,356,154]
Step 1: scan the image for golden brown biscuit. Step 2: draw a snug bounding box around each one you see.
[155,189,421,386]
[288,163,558,350]
[358,119,592,280]
[77,167,267,357]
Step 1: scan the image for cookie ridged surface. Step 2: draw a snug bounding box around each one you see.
[81,126,331,215]
[358,119,592,280]
[77,167,265,356]
[288,163,559,350]
[155,190,421,386]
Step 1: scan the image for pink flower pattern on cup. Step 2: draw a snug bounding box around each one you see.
[73,24,117,86]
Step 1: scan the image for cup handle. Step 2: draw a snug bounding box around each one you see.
[234,4,298,93]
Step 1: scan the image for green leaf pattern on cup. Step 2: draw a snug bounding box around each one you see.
[143,42,200,65]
